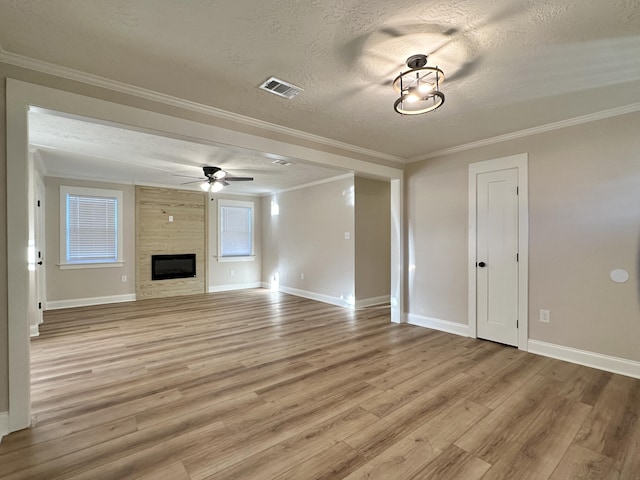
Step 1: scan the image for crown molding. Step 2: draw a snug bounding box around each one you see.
[0,47,405,165]
[262,173,354,196]
[409,102,640,162]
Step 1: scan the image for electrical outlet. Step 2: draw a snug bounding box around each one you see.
[344,232,350,240]
[121,275,127,283]
[229,269,235,277]
[300,273,304,280]
[539,309,550,323]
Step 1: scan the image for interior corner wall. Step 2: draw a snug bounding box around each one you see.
[207,193,262,291]
[0,73,8,412]
[262,176,355,305]
[406,110,640,362]
[354,176,390,302]
[44,177,136,305]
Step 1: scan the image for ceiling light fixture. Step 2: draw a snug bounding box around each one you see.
[192,166,253,193]
[210,181,225,193]
[200,178,227,193]
[393,54,445,115]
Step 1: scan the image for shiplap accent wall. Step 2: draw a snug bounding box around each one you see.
[136,186,206,299]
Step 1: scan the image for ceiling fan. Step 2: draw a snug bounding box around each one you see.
[182,166,254,192]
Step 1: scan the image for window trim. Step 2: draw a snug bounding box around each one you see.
[217,199,255,262]
[59,186,124,269]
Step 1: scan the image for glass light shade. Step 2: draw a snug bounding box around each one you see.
[210,181,224,193]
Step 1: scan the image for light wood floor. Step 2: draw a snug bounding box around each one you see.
[1,290,639,479]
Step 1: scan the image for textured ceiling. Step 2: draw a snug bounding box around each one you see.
[29,110,348,195]
[3,0,640,162]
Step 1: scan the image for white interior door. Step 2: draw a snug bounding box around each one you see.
[476,167,519,346]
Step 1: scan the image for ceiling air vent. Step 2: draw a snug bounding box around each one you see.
[272,159,293,166]
[259,77,303,99]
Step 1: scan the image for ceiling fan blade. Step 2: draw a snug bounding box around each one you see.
[173,174,205,179]
[180,179,206,185]
[226,176,254,182]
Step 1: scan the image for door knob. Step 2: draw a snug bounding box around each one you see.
[37,261,43,265]
[477,261,486,268]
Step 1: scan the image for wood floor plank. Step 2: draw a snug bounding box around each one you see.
[574,374,640,468]
[1,290,639,480]
[413,445,491,480]
[272,442,366,480]
[550,444,621,480]
[479,394,592,479]
[131,461,191,480]
[199,407,378,480]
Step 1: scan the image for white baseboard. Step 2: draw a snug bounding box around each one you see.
[407,313,469,337]
[208,282,262,293]
[528,340,640,380]
[46,294,136,310]
[30,325,39,337]
[355,295,390,309]
[277,285,353,308]
[0,411,8,444]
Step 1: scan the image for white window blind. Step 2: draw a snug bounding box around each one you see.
[66,193,118,263]
[220,205,252,256]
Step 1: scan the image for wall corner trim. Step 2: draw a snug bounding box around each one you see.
[407,313,470,337]
[46,294,136,310]
[409,101,640,162]
[528,340,640,380]
[277,285,353,309]
[0,411,8,444]
[354,295,390,309]
[208,283,263,293]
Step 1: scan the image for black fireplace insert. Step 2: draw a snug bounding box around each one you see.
[151,254,196,280]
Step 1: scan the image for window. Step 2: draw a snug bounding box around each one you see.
[60,186,124,268]
[217,199,254,261]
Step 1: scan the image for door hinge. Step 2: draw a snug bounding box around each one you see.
[37,200,41,207]
[516,186,519,195]
[516,253,519,262]
[38,302,42,310]
[517,319,519,328]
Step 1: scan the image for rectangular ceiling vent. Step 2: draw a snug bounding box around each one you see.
[272,159,293,166]
[259,77,303,99]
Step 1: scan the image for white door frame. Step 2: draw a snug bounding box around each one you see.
[468,153,529,350]
[6,79,404,432]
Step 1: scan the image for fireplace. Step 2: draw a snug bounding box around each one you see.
[151,254,196,280]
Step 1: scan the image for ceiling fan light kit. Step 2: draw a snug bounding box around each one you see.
[393,54,445,115]
[184,166,253,192]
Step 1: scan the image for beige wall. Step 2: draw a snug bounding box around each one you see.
[44,177,136,303]
[207,193,262,289]
[406,111,640,362]
[355,176,390,301]
[262,176,355,303]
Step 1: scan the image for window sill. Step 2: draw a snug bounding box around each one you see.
[58,261,125,270]
[216,256,255,263]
